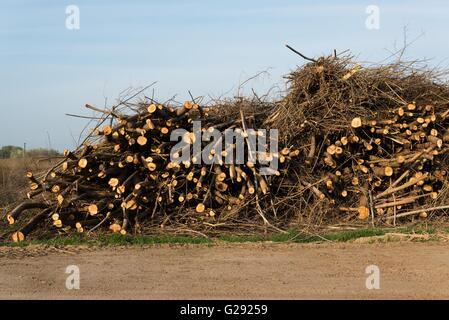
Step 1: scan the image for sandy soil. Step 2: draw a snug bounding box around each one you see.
[1,242,449,299]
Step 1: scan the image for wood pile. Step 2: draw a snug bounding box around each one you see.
[4,52,449,241]
[6,98,297,241]
[266,53,449,224]
[316,104,449,221]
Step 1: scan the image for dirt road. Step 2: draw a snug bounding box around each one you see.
[1,242,449,299]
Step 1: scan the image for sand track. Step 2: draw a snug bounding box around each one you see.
[1,242,448,299]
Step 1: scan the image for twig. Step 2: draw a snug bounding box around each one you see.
[285,44,317,63]
[386,205,449,220]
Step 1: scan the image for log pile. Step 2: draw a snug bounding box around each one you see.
[6,98,297,241]
[4,51,449,241]
[266,53,449,224]
[312,105,449,221]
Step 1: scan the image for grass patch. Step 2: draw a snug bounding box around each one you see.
[217,229,387,243]
[322,228,386,242]
[397,226,436,234]
[98,234,212,245]
[219,234,265,242]
[0,226,443,247]
[265,228,387,243]
[0,233,212,247]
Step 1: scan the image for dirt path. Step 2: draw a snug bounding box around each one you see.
[1,242,449,299]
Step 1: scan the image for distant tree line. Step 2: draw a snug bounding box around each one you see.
[0,145,60,159]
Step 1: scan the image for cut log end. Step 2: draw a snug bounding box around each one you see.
[358,206,370,220]
[12,231,25,242]
[53,220,62,228]
[78,158,88,169]
[103,125,112,136]
[407,103,416,111]
[196,203,206,213]
[109,178,120,188]
[88,204,98,216]
[184,101,193,109]
[351,117,362,128]
[109,223,122,233]
[147,104,157,113]
[57,194,65,205]
[6,214,15,225]
[419,212,428,219]
[384,166,394,177]
[137,136,148,146]
[30,183,39,191]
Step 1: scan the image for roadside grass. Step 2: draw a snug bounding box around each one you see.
[0,233,213,247]
[0,224,442,247]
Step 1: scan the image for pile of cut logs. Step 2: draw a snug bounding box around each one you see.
[5,53,449,241]
[6,101,297,241]
[313,102,449,221]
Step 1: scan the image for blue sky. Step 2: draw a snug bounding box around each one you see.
[1,0,448,150]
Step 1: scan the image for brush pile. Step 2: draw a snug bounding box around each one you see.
[4,52,449,241]
[266,54,449,224]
